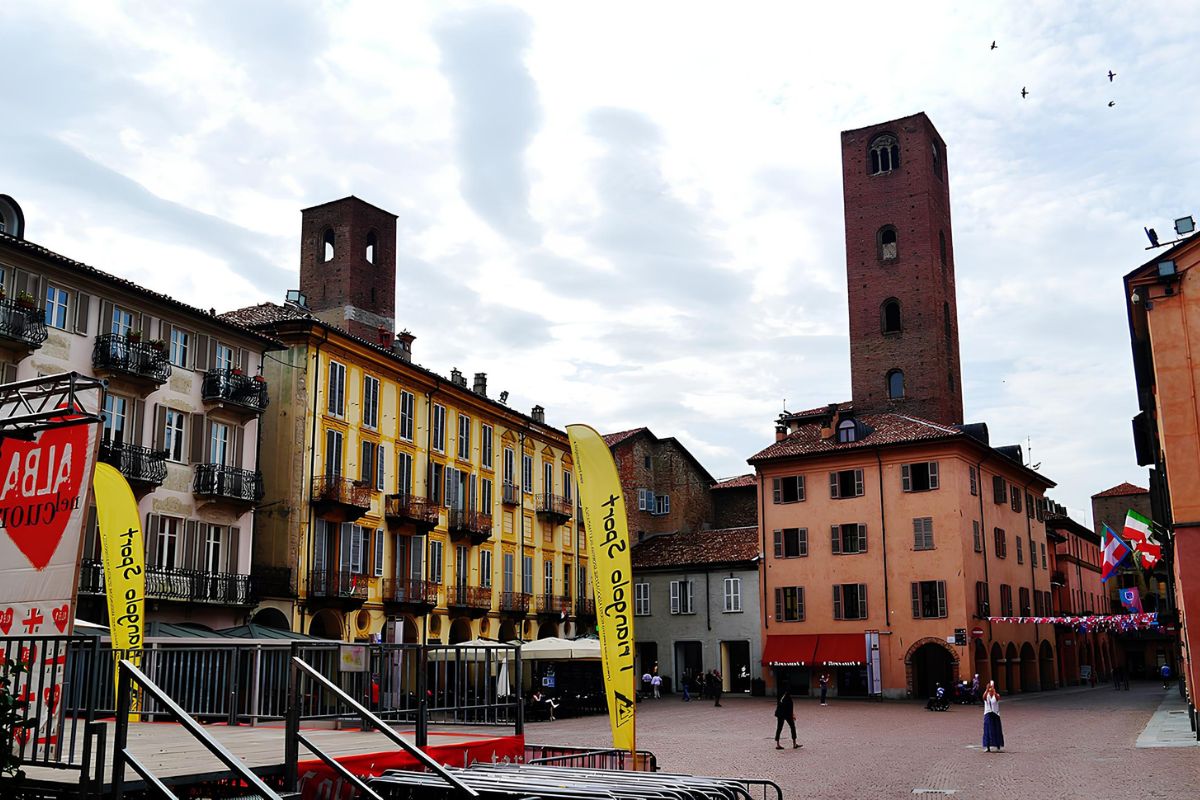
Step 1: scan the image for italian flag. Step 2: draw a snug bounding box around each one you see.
[1124,509,1162,568]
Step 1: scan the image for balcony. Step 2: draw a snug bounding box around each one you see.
[382,577,439,611]
[307,569,368,607]
[312,475,373,522]
[447,585,493,617]
[78,560,254,605]
[536,593,571,618]
[0,297,47,353]
[193,464,263,507]
[80,559,104,595]
[251,566,295,599]
[201,369,269,417]
[499,591,531,616]
[502,482,521,507]
[1051,570,1066,587]
[92,333,171,388]
[98,440,167,491]
[535,494,572,524]
[575,596,596,619]
[385,493,439,533]
[448,508,493,545]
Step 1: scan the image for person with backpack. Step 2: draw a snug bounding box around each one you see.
[774,686,801,750]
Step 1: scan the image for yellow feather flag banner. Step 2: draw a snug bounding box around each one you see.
[93,462,145,718]
[567,424,635,754]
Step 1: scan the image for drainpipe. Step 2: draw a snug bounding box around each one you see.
[1022,478,1041,683]
[975,454,992,646]
[302,328,330,635]
[874,448,891,629]
[423,379,441,646]
[518,427,527,641]
[759,472,768,633]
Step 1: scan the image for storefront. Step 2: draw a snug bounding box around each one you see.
[762,634,819,695]
[813,633,869,697]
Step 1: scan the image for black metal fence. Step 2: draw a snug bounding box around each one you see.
[97,440,168,488]
[91,334,171,384]
[192,463,263,503]
[201,368,269,412]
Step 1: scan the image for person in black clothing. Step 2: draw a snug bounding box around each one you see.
[774,687,801,749]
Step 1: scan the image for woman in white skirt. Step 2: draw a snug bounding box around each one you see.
[982,681,1004,753]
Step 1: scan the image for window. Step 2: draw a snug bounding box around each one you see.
[522,555,533,594]
[110,305,134,336]
[901,461,939,492]
[975,582,990,617]
[327,361,346,417]
[432,404,446,452]
[429,463,443,504]
[203,524,224,574]
[374,529,385,577]
[637,488,655,511]
[999,584,1013,617]
[969,466,978,496]
[154,516,181,568]
[322,229,335,262]
[481,478,493,512]
[1040,542,1047,569]
[829,469,864,499]
[479,549,493,588]
[1033,590,1044,616]
[669,580,694,614]
[169,328,190,368]
[886,369,904,399]
[543,461,553,494]
[723,577,742,612]
[103,394,128,443]
[543,560,554,595]
[993,475,1007,504]
[365,231,377,264]
[1016,536,1024,564]
[502,553,514,593]
[643,456,651,470]
[522,453,533,492]
[563,471,573,506]
[913,517,934,550]
[774,587,805,622]
[163,409,185,462]
[654,494,670,515]
[994,527,1006,559]
[44,284,68,329]
[868,134,900,175]
[209,421,230,465]
[931,141,941,175]
[881,298,901,333]
[1025,492,1034,518]
[972,520,982,553]
[429,540,444,584]
[362,376,380,429]
[912,580,947,619]
[1010,488,1022,514]
[458,414,471,459]
[361,440,376,486]
[939,231,947,266]
[773,528,808,559]
[834,583,868,620]
[772,475,805,504]
[635,582,650,616]
[878,227,898,261]
[397,451,413,495]
[399,391,415,441]
[831,523,867,555]
[325,429,343,477]
[837,419,857,443]
[215,343,235,372]
[563,569,573,601]
[1019,587,1031,616]
[503,447,515,487]
[482,424,493,468]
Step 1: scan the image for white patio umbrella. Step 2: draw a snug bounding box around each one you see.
[426,638,515,662]
[518,636,602,661]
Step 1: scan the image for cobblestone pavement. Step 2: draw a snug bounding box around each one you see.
[523,683,1199,799]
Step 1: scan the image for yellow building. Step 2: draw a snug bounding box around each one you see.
[223,197,589,642]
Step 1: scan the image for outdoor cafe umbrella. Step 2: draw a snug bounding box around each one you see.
[517,637,602,661]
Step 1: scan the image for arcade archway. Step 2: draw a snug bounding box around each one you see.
[905,637,959,699]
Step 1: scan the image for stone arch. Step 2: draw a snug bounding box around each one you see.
[251,607,291,631]
[1004,642,1019,693]
[973,639,990,687]
[1020,642,1038,692]
[990,642,1004,693]
[903,637,960,698]
[308,608,343,640]
[498,620,518,643]
[448,617,473,644]
[537,621,559,640]
[1039,640,1056,690]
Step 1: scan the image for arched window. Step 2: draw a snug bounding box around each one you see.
[887,369,905,399]
[931,141,942,179]
[365,231,377,264]
[882,298,902,334]
[869,134,900,175]
[837,419,858,443]
[878,226,898,261]
[322,229,335,262]
[943,302,952,340]
[939,230,947,266]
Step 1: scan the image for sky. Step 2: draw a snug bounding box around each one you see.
[2,1,1198,524]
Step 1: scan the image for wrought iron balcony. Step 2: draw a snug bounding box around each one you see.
[193,463,263,505]
[145,565,254,606]
[201,368,268,415]
[0,297,47,350]
[382,577,439,609]
[308,569,368,605]
[312,475,373,521]
[92,333,171,386]
[385,493,439,532]
[499,591,531,615]
[80,559,104,595]
[575,596,596,618]
[536,593,571,617]
[502,482,521,506]
[535,493,572,523]
[447,508,493,545]
[448,585,493,615]
[98,440,167,490]
[251,565,295,598]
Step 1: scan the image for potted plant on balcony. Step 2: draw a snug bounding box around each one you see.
[127,330,142,344]
[231,367,244,377]
[14,292,35,311]
[0,287,7,302]
[147,338,167,353]
[253,374,265,383]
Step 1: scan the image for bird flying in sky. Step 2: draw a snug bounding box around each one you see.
[1108,70,1116,81]
[1021,87,1028,99]
[1108,100,1116,107]
[991,41,997,50]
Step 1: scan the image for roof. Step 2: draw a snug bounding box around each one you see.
[219,301,311,328]
[631,526,759,570]
[712,473,755,490]
[600,427,717,485]
[1045,514,1100,545]
[0,232,281,349]
[1092,482,1149,499]
[300,194,398,218]
[602,428,647,447]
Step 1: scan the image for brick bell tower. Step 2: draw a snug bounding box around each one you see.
[841,112,964,426]
[299,196,398,344]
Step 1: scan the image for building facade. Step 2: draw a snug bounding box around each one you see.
[711,474,758,529]
[1045,512,1114,685]
[0,196,277,631]
[602,428,716,540]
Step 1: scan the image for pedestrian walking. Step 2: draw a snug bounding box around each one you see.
[712,669,723,707]
[642,671,652,699]
[651,673,662,699]
[774,686,801,750]
[1161,663,1172,689]
[981,681,1004,753]
[819,673,829,706]
[682,679,690,701]
[1113,666,1122,691]
[970,673,981,704]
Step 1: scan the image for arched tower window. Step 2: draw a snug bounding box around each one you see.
[869,134,900,175]
[322,229,335,263]
[887,369,905,399]
[939,230,947,266]
[837,419,858,443]
[365,231,377,264]
[878,226,898,261]
[931,141,942,179]
[943,302,952,340]
[882,298,902,334]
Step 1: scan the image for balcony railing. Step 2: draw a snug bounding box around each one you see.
[536,593,571,616]
[312,476,373,519]
[385,493,439,530]
[80,559,104,595]
[308,569,368,602]
[251,566,295,598]
[193,463,263,504]
[98,440,168,488]
[448,585,493,611]
[535,493,572,522]
[79,559,253,605]
[499,591,531,614]
[92,333,171,385]
[575,596,596,618]
[201,369,269,413]
[502,483,521,506]
[0,298,47,349]
[382,577,439,607]
[447,508,493,544]
[1051,570,1066,586]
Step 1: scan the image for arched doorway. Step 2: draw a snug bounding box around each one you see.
[906,638,958,700]
[308,609,343,640]
[990,643,1004,693]
[1039,640,1056,690]
[1005,643,1019,693]
[1020,642,1038,692]
[252,607,291,631]
[402,616,419,644]
[537,621,559,640]
[448,618,473,644]
[974,639,990,687]
[498,621,518,643]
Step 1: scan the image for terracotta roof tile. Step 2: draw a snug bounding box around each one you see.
[749,411,960,462]
[1092,482,1149,498]
[631,527,760,569]
[219,302,309,327]
[713,473,755,490]
[602,428,648,447]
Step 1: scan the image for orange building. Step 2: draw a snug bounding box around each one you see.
[1044,512,1115,685]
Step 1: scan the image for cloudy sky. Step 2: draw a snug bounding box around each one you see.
[2,1,1198,523]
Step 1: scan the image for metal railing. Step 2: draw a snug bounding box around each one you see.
[193,463,263,503]
[312,474,374,510]
[201,368,269,412]
[501,482,521,505]
[97,439,168,487]
[92,333,171,384]
[537,593,571,616]
[382,576,439,606]
[535,493,573,520]
[499,591,531,613]
[79,560,253,605]
[308,569,369,601]
[524,743,659,772]
[0,297,48,347]
[576,596,596,617]
[252,565,295,598]
[384,492,439,528]
[448,508,493,542]
[448,584,493,610]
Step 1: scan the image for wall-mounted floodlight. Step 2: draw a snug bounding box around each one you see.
[1146,227,1160,247]
[1175,216,1196,236]
[1158,259,1177,278]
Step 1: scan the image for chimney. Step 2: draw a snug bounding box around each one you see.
[473,373,487,396]
[531,405,545,424]
[377,326,391,347]
[392,330,415,362]
[450,368,467,388]
[819,403,841,441]
[775,424,787,442]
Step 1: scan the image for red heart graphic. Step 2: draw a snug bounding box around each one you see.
[0,608,12,635]
[14,726,30,747]
[43,685,60,715]
[0,419,89,570]
[51,604,68,633]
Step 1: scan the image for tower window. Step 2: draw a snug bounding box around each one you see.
[882,299,901,334]
[366,231,377,264]
[878,226,898,261]
[943,302,951,340]
[939,230,947,266]
[869,134,900,175]
[931,141,942,179]
[887,369,905,399]
[322,229,335,263]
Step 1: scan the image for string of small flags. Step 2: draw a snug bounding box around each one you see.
[987,613,1158,632]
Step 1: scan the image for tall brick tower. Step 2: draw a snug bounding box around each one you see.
[299,196,397,344]
[841,112,963,425]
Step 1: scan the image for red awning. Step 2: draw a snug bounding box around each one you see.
[813,633,866,666]
[762,634,820,667]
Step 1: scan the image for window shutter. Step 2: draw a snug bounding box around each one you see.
[911,582,920,618]
[144,513,158,559]
[233,425,244,467]
[833,585,842,620]
[938,581,946,618]
[798,529,807,557]
[993,475,1006,503]
[194,334,210,371]
[901,464,911,492]
[227,527,240,573]
[772,478,781,504]
[831,525,841,555]
[774,588,782,622]
[913,519,922,549]
[377,444,386,491]
[854,469,864,496]
[183,520,199,570]
[74,292,91,334]
[670,581,680,614]
[829,472,839,499]
[929,462,939,489]
[773,530,782,559]
[797,588,804,620]
[98,300,114,335]
[158,319,171,344]
[131,398,145,446]
[0,363,16,384]
[189,413,205,464]
[858,524,868,553]
[859,584,868,619]
[374,529,384,577]
[151,404,165,450]
[236,347,247,370]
